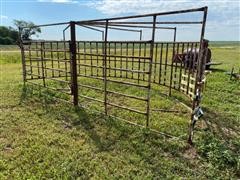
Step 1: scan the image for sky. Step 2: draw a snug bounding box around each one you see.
[0,0,239,41]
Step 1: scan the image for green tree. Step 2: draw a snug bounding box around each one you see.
[0,26,17,45]
[13,20,41,41]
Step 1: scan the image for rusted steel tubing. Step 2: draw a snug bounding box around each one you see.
[76,52,151,60]
[158,43,163,84]
[21,21,70,29]
[25,65,71,73]
[169,36,176,96]
[107,102,146,115]
[23,40,69,43]
[88,24,142,33]
[19,28,26,84]
[79,95,104,103]
[70,21,78,106]
[24,49,69,52]
[76,40,199,43]
[76,24,104,41]
[79,81,148,101]
[25,58,70,63]
[107,24,176,30]
[146,15,157,127]
[84,21,203,25]
[26,81,71,95]
[76,7,206,22]
[103,20,109,115]
[107,90,147,101]
[22,7,205,29]
[76,63,149,74]
[26,73,70,84]
[78,83,103,91]
[40,42,46,87]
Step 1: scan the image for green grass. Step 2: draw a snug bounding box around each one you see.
[0,42,240,179]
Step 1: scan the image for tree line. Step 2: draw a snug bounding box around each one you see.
[0,20,41,45]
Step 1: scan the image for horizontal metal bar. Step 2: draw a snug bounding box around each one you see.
[79,103,180,139]
[107,90,147,101]
[89,24,142,32]
[77,74,148,88]
[24,49,69,53]
[25,57,70,62]
[79,94,104,103]
[22,40,70,43]
[25,65,71,73]
[76,24,104,33]
[107,24,176,30]
[78,83,103,91]
[26,81,71,94]
[77,52,151,60]
[76,63,149,74]
[26,73,70,83]
[86,21,203,25]
[76,6,206,22]
[107,102,146,115]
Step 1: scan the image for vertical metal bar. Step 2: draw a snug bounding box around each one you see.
[186,43,194,94]
[84,42,86,75]
[132,42,134,79]
[57,42,60,77]
[114,42,117,77]
[96,42,99,76]
[153,43,158,83]
[126,42,129,78]
[173,27,177,42]
[18,28,26,84]
[50,42,54,77]
[188,7,208,144]
[40,42,46,87]
[169,40,176,96]
[143,42,147,81]
[146,15,157,127]
[70,21,78,106]
[108,42,111,77]
[103,20,109,115]
[29,43,33,79]
[77,42,80,75]
[36,42,40,78]
[64,41,68,81]
[178,42,184,90]
[174,42,179,89]
[90,42,93,76]
[138,42,142,83]
[164,43,168,85]
[120,42,123,77]
[158,43,163,84]
[43,42,47,78]
[139,30,142,41]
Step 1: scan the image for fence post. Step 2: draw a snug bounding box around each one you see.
[70,21,78,106]
[103,20,109,115]
[188,7,208,144]
[146,15,156,127]
[18,27,26,85]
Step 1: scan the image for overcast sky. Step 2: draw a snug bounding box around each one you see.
[0,0,239,41]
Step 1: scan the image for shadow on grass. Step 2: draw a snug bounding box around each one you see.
[202,107,240,141]
[20,84,235,177]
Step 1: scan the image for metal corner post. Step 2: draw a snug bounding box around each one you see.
[188,7,208,144]
[18,27,26,84]
[103,20,109,115]
[146,15,157,127]
[70,21,79,106]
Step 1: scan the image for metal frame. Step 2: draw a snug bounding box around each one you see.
[19,7,208,144]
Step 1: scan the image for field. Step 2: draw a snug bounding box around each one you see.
[0,42,240,179]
